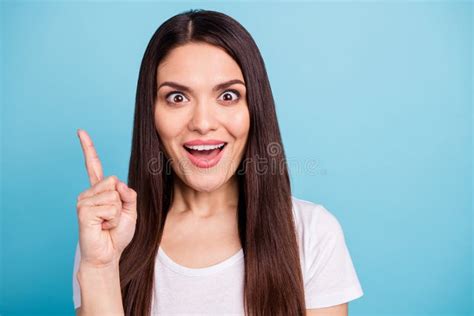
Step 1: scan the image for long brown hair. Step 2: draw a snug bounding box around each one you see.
[120,9,306,315]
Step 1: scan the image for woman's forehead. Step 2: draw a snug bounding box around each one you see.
[157,43,244,86]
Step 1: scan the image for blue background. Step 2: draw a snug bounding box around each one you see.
[1,1,472,315]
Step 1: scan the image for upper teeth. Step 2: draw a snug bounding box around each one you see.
[184,143,225,151]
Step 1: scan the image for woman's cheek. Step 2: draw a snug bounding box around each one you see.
[227,107,250,136]
[155,108,182,138]
[154,116,176,159]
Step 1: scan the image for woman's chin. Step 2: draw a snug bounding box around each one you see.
[188,175,225,192]
[171,153,237,192]
[183,173,229,193]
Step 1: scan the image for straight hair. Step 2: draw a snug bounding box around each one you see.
[120,9,306,315]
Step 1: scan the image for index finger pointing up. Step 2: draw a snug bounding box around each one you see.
[77,129,104,186]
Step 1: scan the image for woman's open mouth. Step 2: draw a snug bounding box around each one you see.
[183,142,227,168]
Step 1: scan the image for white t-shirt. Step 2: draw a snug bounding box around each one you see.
[72,196,364,314]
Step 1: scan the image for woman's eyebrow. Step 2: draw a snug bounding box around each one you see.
[157,79,246,93]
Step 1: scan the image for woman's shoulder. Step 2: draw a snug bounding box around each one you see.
[290,196,364,308]
[290,195,344,238]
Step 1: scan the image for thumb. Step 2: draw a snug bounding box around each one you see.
[117,181,137,214]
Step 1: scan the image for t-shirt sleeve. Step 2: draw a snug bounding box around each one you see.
[72,241,82,309]
[304,204,364,309]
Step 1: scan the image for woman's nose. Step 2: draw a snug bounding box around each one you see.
[188,101,218,134]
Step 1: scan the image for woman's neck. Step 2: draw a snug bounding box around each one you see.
[169,174,239,219]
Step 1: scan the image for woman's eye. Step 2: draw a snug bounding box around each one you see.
[219,89,241,103]
[165,91,189,104]
[164,89,241,105]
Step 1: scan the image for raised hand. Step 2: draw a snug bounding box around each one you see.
[76,129,137,268]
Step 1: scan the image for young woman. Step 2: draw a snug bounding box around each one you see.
[72,9,363,316]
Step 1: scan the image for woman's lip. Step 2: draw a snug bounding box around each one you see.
[184,144,226,169]
[183,139,227,146]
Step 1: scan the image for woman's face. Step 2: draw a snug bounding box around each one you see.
[154,42,250,192]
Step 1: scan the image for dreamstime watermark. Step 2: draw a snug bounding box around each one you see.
[146,142,328,177]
